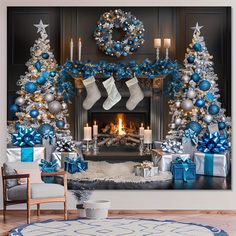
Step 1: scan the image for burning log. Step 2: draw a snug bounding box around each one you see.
[127,136,140,144]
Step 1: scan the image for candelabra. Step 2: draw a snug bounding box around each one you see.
[93,135,99,154]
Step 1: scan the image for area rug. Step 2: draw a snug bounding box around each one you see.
[8,218,228,236]
[68,161,172,183]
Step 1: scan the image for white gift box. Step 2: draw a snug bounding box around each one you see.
[194,151,230,177]
[7,145,45,163]
[51,151,78,168]
[134,165,159,177]
[151,149,190,171]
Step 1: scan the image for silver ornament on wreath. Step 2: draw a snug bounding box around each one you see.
[15,97,25,106]
[44,93,55,102]
[181,99,193,111]
[48,101,62,114]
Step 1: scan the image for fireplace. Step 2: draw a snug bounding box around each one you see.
[74,77,167,143]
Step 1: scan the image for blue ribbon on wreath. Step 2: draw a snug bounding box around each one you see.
[197,132,229,154]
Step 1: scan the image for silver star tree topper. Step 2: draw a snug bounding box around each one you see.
[34,19,49,34]
[191,22,203,34]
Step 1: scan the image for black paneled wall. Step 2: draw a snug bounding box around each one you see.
[8,7,231,139]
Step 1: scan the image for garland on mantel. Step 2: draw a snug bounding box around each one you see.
[59,58,183,99]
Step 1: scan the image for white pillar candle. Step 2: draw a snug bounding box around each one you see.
[144,126,152,144]
[154,38,161,48]
[84,123,92,141]
[139,123,145,136]
[93,121,98,137]
[78,37,82,61]
[164,38,171,48]
[70,38,74,61]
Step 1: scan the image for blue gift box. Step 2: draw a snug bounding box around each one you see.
[171,157,196,182]
[39,159,58,183]
[64,156,88,174]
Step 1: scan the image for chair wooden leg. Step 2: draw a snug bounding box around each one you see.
[37,204,40,216]
[3,204,6,221]
[27,203,31,224]
[64,201,67,220]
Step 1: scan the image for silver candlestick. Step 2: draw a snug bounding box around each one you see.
[139,135,144,156]
[84,140,91,154]
[145,143,152,155]
[93,135,99,154]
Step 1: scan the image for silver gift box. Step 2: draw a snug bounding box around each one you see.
[182,138,197,159]
[134,165,159,177]
[42,138,56,161]
[194,151,230,177]
[51,151,78,168]
[7,146,45,163]
[151,149,190,171]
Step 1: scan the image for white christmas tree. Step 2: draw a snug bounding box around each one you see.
[9,20,71,138]
[167,22,230,140]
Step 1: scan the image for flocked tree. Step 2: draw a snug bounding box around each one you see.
[8,20,71,139]
[167,22,230,140]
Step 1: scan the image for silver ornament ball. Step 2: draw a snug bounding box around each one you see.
[204,114,213,124]
[44,93,54,103]
[48,101,62,114]
[15,97,25,106]
[181,99,193,111]
[175,118,182,126]
[175,101,181,108]
[187,90,196,99]
[182,75,190,83]
[61,102,68,110]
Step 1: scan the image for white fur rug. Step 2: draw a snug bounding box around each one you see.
[68,161,172,183]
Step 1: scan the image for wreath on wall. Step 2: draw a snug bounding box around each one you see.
[94,9,145,57]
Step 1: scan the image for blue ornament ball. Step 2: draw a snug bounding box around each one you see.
[191,73,200,82]
[122,52,128,57]
[29,109,39,118]
[42,52,49,59]
[106,47,112,53]
[218,121,226,130]
[9,104,19,114]
[50,71,56,77]
[25,82,37,93]
[114,43,121,51]
[38,123,54,136]
[193,43,202,52]
[199,80,211,91]
[186,121,202,135]
[187,55,195,64]
[36,76,46,85]
[208,104,220,115]
[195,98,205,108]
[56,120,65,128]
[15,121,21,130]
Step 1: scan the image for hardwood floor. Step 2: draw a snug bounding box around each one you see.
[0,210,236,235]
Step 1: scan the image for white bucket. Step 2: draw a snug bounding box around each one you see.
[83,200,111,219]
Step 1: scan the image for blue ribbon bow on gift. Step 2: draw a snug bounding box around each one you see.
[64,156,88,173]
[39,159,58,171]
[183,128,198,146]
[197,132,229,154]
[42,130,55,145]
[161,140,184,154]
[12,127,42,147]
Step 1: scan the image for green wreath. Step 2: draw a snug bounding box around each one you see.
[94,9,145,57]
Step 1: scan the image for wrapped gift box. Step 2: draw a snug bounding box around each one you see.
[42,137,56,161]
[7,145,45,163]
[194,151,230,177]
[64,157,88,174]
[151,149,190,171]
[39,159,58,183]
[171,158,196,181]
[51,151,78,168]
[134,162,159,177]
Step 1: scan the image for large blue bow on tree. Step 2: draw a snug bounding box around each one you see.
[197,132,229,154]
[12,127,42,147]
[183,128,198,146]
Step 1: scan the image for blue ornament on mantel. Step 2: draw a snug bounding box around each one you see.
[36,76,47,85]
[199,80,211,91]
[218,121,226,130]
[56,120,65,128]
[50,71,56,77]
[193,43,202,52]
[208,104,220,115]
[35,60,42,71]
[29,109,39,118]
[191,73,200,82]
[186,121,202,135]
[42,52,49,59]
[9,104,19,114]
[24,82,37,93]
[187,55,195,64]
[195,98,205,108]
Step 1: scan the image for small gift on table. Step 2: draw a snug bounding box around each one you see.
[134,161,159,177]
[39,159,58,183]
[194,132,230,177]
[171,157,196,182]
[7,127,44,163]
[182,128,198,159]
[64,155,88,174]
[53,138,78,168]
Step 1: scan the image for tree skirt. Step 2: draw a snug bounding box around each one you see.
[8,218,228,236]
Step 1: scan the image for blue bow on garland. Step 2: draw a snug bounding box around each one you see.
[12,127,42,147]
[197,132,229,154]
[42,130,55,145]
[39,159,58,171]
[183,128,198,146]
[64,156,88,174]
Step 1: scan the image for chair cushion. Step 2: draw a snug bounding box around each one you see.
[3,162,41,188]
[14,168,43,185]
[8,183,65,200]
